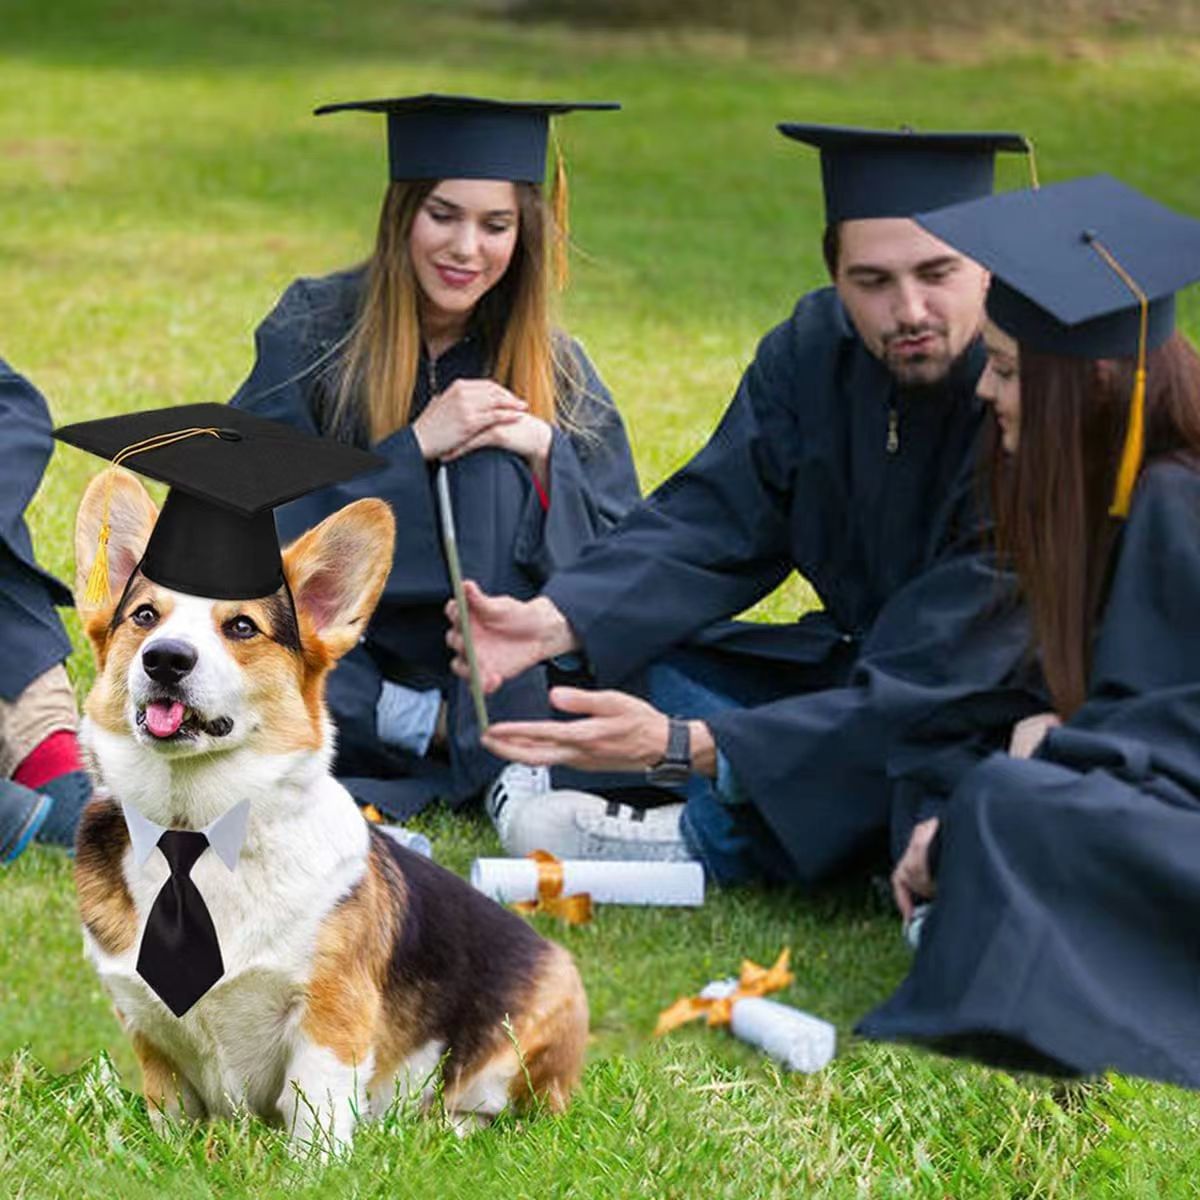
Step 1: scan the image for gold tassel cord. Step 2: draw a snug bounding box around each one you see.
[1022,136,1040,190]
[654,949,795,1036]
[550,131,570,293]
[1084,236,1149,518]
[512,849,593,925]
[81,426,223,608]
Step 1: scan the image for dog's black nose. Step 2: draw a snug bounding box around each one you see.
[142,639,198,686]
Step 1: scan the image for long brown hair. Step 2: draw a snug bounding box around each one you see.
[332,178,585,444]
[989,331,1200,715]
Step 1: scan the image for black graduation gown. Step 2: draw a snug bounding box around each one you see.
[229,269,640,818]
[859,459,1200,1089]
[543,288,1031,882]
[0,358,73,702]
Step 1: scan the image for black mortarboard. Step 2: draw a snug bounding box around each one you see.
[915,174,1200,359]
[313,93,620,183]
[777,123,1030,224]
[55,403,385,602]
[916,174,1200,516]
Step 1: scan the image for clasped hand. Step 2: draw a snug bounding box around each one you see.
[412,378,551,479]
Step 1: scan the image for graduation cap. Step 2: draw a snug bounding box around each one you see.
[915,173,1200,515]
[777,123,1031,223]
[55,403,386,603]
[313,93,620,183]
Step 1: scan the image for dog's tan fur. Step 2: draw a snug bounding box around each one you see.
[72,468,588,1146]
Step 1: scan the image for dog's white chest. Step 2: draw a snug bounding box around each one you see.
[87,784,369,1120]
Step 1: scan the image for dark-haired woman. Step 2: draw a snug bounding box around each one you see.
[862,175,1200,1089]
[230,97,639,824]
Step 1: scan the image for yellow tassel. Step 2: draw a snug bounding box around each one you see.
[1022,136,1040,190]
[551,135,570,292]
[1084,234,1149,520]
[83,521,111,607]
[82,468,119,608]
[1109,365,1146,518]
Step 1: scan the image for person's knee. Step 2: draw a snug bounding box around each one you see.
[0,663,79,779]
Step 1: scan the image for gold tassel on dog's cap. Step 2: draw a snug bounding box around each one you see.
[83,428,224,607]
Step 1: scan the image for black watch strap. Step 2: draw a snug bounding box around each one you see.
[646,716,691,785]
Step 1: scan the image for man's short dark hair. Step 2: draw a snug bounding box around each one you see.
[822,223,841,278]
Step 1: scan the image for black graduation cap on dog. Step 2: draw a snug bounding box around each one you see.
[777,123,1031,223]
[313,93,620,183]
[55,403,386,603]
[915,174,1200,516]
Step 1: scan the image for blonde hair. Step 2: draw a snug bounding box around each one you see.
[332,176,587,445]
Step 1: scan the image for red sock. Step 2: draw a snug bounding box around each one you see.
[13,730,83,791]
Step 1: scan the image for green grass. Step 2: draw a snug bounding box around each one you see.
[4,2,1200,1195]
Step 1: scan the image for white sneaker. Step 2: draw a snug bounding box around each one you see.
[487,763,611,858]
[486,765,697,862]
[574,798,694,863]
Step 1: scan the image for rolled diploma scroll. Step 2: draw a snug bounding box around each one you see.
[699,979,836,1073]
[471,857,705,907]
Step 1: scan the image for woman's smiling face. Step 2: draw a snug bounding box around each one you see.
[408,178,520,329]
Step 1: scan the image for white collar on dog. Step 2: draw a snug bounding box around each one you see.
[122,799,251,872]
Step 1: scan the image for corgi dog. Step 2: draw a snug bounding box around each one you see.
[71,469,587,1147]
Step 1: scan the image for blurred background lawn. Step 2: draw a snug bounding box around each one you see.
[3,1,1200,1196]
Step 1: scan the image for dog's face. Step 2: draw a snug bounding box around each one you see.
[74,469,395,768]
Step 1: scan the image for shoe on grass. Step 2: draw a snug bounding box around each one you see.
[0,779,54,865]
[486,763,591,857]
[574,798,694,863]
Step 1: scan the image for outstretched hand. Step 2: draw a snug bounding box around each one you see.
[445,581,578,695]
[482,686,670,773]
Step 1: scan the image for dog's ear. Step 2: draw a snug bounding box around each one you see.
[74,469,159,611]
[282,498,395,661]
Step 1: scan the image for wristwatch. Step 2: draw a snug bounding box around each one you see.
[646,716,691,786]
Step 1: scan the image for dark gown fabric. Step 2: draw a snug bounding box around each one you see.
[0,358,73,702]
[543,287,1032,882]
[229,268,640,818]
[859,459,1200,1089]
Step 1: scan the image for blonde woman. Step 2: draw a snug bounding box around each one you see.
[230,95,638,826]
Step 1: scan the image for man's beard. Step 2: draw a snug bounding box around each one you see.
[882,324,968,393]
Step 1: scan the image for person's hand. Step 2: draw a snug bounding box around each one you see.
[411,378,527,461]
[446,582,578,693]
[442,412,553,484]
[891,816,940,923]
[1009,711,1062,759]
[482,687,671,772]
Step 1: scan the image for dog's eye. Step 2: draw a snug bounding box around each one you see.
[130,604,158,629]
[224,615,260,641]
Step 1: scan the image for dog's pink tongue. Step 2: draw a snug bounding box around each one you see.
[145,700,185,738]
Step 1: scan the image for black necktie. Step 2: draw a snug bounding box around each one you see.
[136,830,225,1017]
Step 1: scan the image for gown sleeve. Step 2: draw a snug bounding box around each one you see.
[0,359,73,605]
[541,321,803,684]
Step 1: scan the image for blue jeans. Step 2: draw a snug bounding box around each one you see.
[645,659,795,887]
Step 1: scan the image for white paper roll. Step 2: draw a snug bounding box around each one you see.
[729,997,836,1073]
[470,857,705,906]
